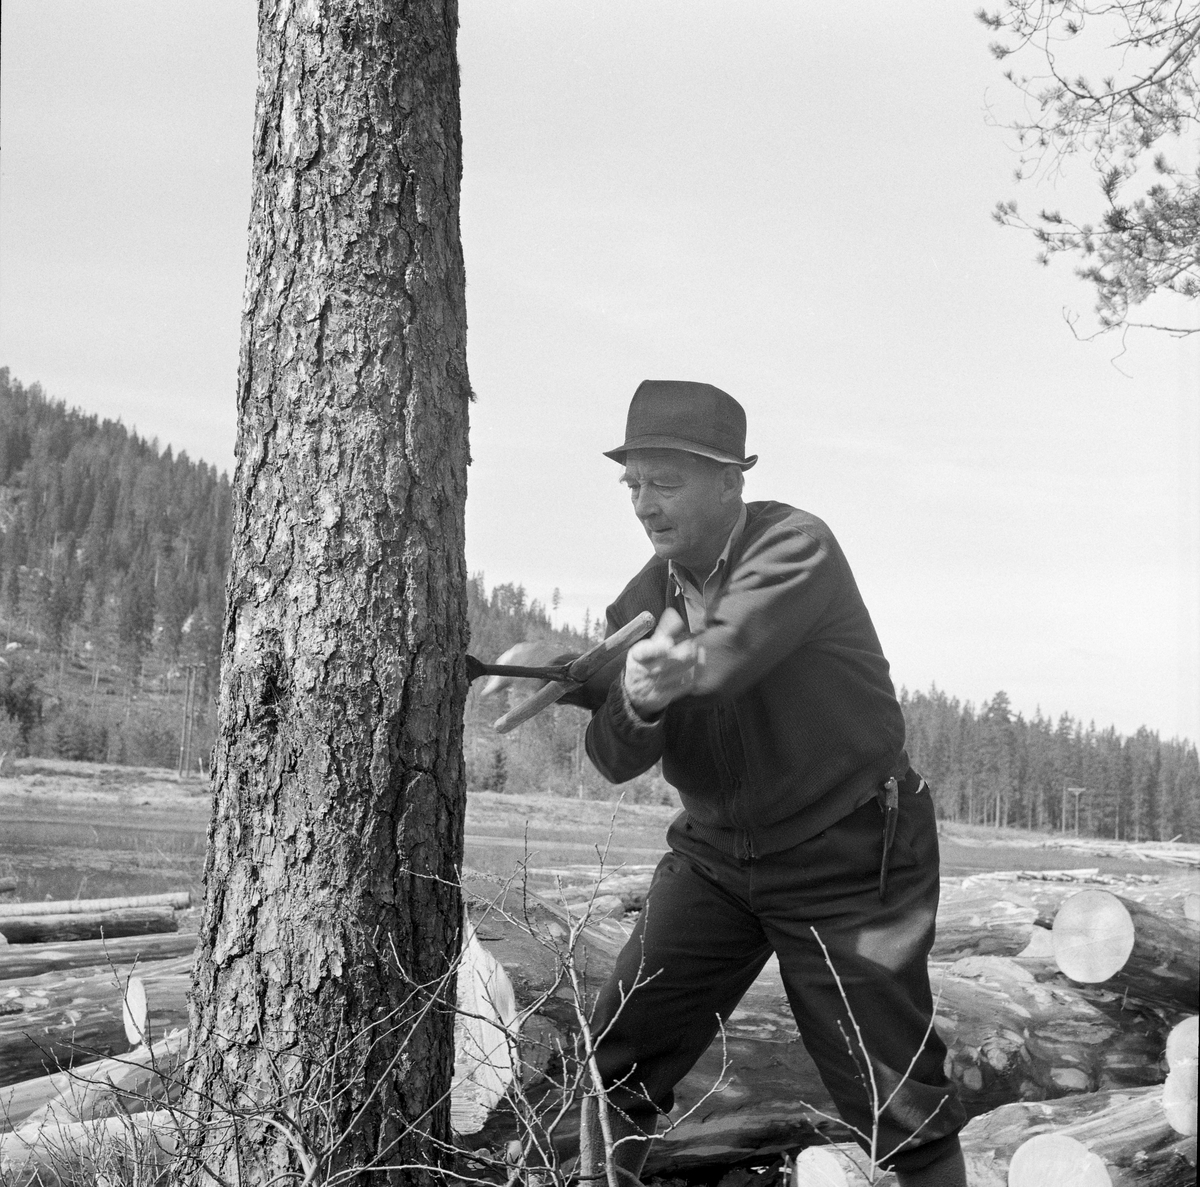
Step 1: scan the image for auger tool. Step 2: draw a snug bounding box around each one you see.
[466,610,656,734]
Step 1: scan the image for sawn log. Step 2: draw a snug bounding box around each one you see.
[0,893,190,919]
[0,1030,188,1133]
[0,907,179,946]
[0,932,198,981]
[1052,889,1200,1013]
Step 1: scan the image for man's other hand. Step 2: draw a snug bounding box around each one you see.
[624,608,703,716]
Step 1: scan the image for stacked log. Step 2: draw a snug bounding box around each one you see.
[927,894,1039,958]
[942,872,1082,929]
[960,1085,1197,1186]
[550,870,1057,958]
[0,863,1194,1180]
[1,1030,188,1132]
[1052,889,1199,1013]
[452,873,1181,1172]
[1032,836,1200,867]
[932,955,1168,1107]
[945,869,1200,923]
[0,932,198,980]
[652,952,1171,1168]
[0,893,191,918]
[542,868,1200,965]
[0,893,190,946]
[0,908,179,946]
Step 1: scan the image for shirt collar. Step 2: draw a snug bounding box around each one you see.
[669,502,748,595]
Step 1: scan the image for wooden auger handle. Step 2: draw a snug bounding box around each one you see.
[491,610,657,734]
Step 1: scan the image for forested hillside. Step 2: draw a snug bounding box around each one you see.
[1,372,1196,838]
[0,369,231,766]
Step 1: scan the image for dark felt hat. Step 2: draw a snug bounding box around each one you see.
[604,380,757,469]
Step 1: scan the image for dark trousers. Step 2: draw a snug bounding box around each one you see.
[589,778,966,1173]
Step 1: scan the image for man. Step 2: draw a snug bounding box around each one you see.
[574,381,967,1187]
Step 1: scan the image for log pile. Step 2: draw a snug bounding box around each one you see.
[1031,836,1200,868]
[0,958,192,1086]
[0,880,197,1178]
[800,1086,1196,1185]
[451,864,1197,1181]
[0,861,1196,1185]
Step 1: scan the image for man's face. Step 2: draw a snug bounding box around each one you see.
[621,450,736,573]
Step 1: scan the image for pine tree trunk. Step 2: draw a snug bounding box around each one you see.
[174,2,471,1184]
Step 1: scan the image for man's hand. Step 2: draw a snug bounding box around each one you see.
[624,608,703,716]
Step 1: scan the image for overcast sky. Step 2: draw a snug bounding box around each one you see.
[2,1,1197,742]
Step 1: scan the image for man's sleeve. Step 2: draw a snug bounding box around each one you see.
[585,671,666,783]
[583,605,667,783]
[690,517,842,699]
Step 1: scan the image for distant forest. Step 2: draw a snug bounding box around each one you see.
[0,369,230,768]
[2,371,1197,840]
[901,688,1199,844]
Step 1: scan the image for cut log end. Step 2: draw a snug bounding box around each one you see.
[1163,1014,1198,1136]
[1184,891,1200,922]
[1016,924,1055,959]
[1008,1133,1111,1186]
[122,975,149,1047]
[1166,1014,1198,1067]
[451,920,518,1135]
[790,1146,849,1187]
[1052,890,1135,983]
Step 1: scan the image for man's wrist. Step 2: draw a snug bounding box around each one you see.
[619,674,665,726]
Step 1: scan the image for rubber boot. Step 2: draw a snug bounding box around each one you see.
[578,1095,654,1187]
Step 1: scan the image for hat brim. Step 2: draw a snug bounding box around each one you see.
[604,435,757,470]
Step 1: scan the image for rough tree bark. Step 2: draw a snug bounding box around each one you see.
[174,2,471,1184]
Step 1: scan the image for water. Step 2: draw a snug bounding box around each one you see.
[0,816,667,904]
[1,817,208,902]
